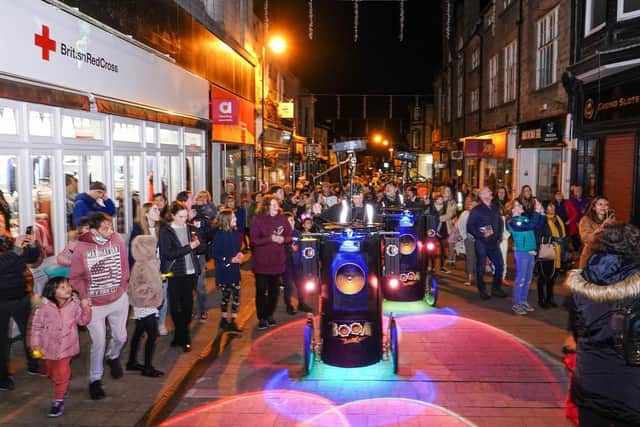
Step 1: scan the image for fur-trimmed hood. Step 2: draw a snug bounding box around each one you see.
[566,252,640,303]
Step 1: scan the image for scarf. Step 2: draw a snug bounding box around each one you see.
[547,214,566,267]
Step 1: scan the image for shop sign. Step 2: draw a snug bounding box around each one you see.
[277,102,295,119]
[518,119,563,147]
[212,98,239,124]
[584,94,640,121]
[0,1,208,118]
[464,139,495,158]
[211,86,255,144]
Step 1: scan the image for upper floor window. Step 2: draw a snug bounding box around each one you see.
[585,0,606,36]
[471,48,480,70]
[503,40,517,102]
[456,60,464,118]
[504,0,514,9]
[618,0,640,20]
[470,88,480,112]
[536,7,559,89]
[488,55,499,109]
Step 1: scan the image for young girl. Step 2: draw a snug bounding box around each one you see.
[29,277,91,417]
[211,208,243,332]
[126,234,164,378]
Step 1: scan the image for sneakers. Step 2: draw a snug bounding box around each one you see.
[463,281,472,287]
[48,400,64,417]
[479,291,491,300]
[267,317,276,327]
[258,319,268,330]
[89,380,106,400]
[440,267,450,274]
[512,305,528,315]
[520,302,535,312]
[199,312,208,323]
[107,357,123,379]
[158,325,168,336]
[0,376,15,391]
[219,318,230,331]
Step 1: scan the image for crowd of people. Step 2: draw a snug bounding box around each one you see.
[0,175,638,424]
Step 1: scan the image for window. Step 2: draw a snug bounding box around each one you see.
[486,4,496,36]
[0,107,18,135]
[471,48,480,70]
[456,60,464,118]
[112,121,141,143]
[446,70,452,122]
[537,8,559,89]
[61,115,103,140]
[503,40,517,102]
[585,0,606,35]
[470,89,480,112]
[618,0,640,20]
[504,0,513,9]
[488,55,499,108]
[28,111,53,137]
[159,127,179,145]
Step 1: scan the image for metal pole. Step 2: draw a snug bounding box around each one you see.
[261,44,266,190]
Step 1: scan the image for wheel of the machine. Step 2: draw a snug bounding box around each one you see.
[389,318,399,374]
[303,322,315,375]
[424,272,438,307]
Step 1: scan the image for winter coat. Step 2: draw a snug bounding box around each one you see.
[158,222,200,277]
[128,235,163,309]
[578,215,604,268]
[249,212,292,275]
[467,202,504,247]
[29,297,91,360]
[69,232,129,306]
[0,238,41,300]
[507,213,546,252]
[211,229,241,284]
[566,253,640,424]
[71,193,115,228]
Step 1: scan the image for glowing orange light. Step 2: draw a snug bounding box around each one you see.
[268,36,287,54]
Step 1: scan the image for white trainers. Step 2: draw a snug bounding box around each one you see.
[520,302,535,312]
[158,325,168,336]
[512,305,528,315]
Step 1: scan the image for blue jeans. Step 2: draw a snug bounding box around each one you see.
[512,251,535,305]
[474,241,504,293]
[158,279,168,327]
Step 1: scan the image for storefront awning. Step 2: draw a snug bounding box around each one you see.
[0,77,89,111]
[96,97,210,130]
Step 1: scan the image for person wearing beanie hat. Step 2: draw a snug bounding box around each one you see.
[72,181,115,227]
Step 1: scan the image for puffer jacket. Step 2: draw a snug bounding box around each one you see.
[28,297,91,360]
[566,252,640,424]
[507,213,546,252]
[128,235,163,309]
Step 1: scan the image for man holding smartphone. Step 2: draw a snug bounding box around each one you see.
[72,181,116,228]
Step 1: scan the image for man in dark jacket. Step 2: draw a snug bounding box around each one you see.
[72,181,116,228]
[467,187,507,300]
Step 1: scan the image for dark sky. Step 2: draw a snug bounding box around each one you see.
[257,0,442,138]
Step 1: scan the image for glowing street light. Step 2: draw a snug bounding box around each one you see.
[372,134,382,143]
[382,139,389,146]
[268,36,287,54]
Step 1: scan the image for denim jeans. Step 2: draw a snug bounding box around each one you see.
[512,251,535,306]
[158,279,168,328]
[474,241,504,293]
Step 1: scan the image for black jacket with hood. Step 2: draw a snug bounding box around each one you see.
[158,222,201,277]
[567,252,640,424]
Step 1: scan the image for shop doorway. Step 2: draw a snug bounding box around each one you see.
[537,150,562,202]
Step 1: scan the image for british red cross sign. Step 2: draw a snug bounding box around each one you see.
[34,24,56,61]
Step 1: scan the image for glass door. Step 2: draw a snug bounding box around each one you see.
[537,149,562,201]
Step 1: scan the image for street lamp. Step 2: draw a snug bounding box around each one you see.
[260,35,287,189]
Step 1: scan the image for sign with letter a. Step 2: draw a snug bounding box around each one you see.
[212,98,238,124]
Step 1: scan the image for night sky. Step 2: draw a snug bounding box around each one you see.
[257,0,442,138]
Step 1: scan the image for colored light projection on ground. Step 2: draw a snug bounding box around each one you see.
[160,391,477,427]
[163,313,565,426]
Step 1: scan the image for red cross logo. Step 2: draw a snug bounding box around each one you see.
[34,25,56,61]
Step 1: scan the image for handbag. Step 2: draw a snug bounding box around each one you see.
[537,237,556,261]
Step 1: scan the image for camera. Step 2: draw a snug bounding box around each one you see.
[25,225,33,235]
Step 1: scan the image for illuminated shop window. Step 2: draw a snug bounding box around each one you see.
[0,107,18,135]
[159,128,179,145]
[112,121,141,143]
[28,110,53,137]
[61,115,103,140]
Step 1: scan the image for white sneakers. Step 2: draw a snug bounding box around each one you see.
[512,302,535,315]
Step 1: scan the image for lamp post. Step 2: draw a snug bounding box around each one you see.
[259,36,286,189]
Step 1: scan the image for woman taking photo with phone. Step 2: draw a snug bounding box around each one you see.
[158,202,200,352]
[0,217,41,391]
[578,196,615,268]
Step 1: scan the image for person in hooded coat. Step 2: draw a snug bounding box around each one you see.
[566,223,640,426]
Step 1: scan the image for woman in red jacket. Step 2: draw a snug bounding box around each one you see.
[249,194,292,329]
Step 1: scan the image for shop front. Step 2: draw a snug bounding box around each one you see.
[517,116,569,201]
[211,85,256,200]
[0,1,209,255]
[261,126,293,188]
[460,131,511,194]
[573,69,640,224]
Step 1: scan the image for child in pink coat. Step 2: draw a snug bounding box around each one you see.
[29,277,91,417]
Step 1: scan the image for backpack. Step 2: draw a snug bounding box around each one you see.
[611,300,640,366]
